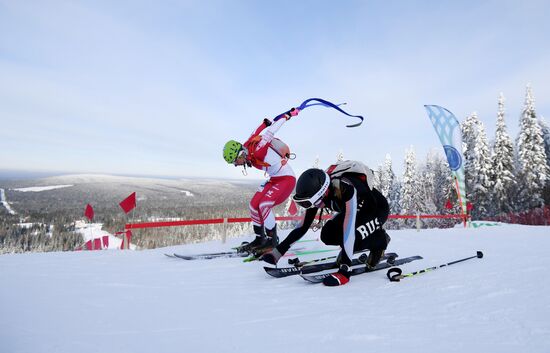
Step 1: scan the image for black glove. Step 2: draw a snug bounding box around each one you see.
[260,248,282,265]
[263,118,272,127]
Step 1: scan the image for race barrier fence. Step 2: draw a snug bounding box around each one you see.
[125,214,466,243]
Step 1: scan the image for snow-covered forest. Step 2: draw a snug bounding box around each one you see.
[377,85,550,221]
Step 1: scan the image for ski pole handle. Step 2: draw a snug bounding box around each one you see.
[387,267,403,282]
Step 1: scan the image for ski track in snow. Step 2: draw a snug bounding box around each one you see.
[12,184,73,192]
[1,225,550,353]
[0,188,16,214]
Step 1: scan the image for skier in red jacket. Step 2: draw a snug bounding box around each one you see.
[223,108,299,251]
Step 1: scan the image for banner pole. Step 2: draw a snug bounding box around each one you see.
[454,176,467,227]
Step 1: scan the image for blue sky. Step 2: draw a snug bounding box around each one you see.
[1,0,549,180]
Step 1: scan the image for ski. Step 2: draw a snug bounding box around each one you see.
[171,251,249,260]
[242,246,316,262]
[170,243,319,261]
[264,252,398,278]
[300,255,423,283]
[232,238,318,253]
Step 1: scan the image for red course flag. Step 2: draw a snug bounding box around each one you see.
[84,204,94,221]
[444,199,453,210]
[119,192,136,214]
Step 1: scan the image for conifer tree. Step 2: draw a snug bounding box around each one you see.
[462,113,478,188]
[379,154,394,197]
[539,117,550,204]
[373,164,382,191]
[379,154,400,214]
[491,93,516,214]
[419,153,438,215]
[461,112,493,217]
[540,116,550,172]
[400,147,424,223]
[516,85,549,209]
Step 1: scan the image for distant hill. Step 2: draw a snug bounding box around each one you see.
[0,173,260,217]
[0,174,278,252]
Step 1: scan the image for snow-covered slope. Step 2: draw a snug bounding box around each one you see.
[0,188,16,215]
[1,224,549,353]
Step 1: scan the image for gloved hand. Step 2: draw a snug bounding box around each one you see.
[263,118,272,127]
[323,264,351,286]
[260,248,283,265]
[283,108,300,120]
[289,107,300,117]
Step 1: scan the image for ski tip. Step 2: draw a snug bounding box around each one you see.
[263,266,284,278]
[300,274,325,283]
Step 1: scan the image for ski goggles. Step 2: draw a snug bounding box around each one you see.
[293,196,324,209]
[292,175,330,209]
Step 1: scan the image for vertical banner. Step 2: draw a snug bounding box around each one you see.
[424,105,468,225]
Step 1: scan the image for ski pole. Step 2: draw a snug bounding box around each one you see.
[288,254,338,267]
[387,251,483,282]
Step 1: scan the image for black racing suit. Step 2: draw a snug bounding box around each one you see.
[276,174,390,267]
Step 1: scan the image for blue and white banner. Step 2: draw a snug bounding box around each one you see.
[424,105,468,218]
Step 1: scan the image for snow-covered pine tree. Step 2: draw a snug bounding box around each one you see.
[462,113,478,189]
[379,154,393,197]
[516,84,549,210]
[540,116,550,172]
[491,93,516,214]
[539,116,550,204]
[461,112,493,218]
[373,164,383,191]
[379,154,400,215]
[400,147,424,226]
[419,152,438,215]
[389,178,402,216]
[475,116,494,216]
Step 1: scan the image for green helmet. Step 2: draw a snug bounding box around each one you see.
[223,140,243,164]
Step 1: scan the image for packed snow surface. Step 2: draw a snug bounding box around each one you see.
[1,224,549,353]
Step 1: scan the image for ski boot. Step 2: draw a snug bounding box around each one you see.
[364,229,392,269]
[237,225,268,253]
[250,226,279,257]
[265,225,279,247]
[365,249,385,270]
